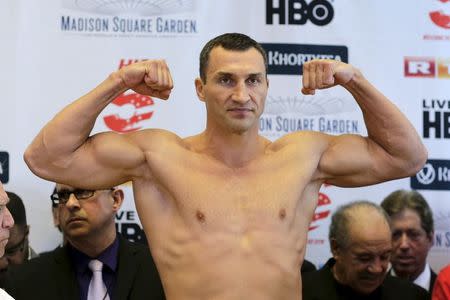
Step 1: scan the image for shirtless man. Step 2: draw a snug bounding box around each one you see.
[24,33,427,300]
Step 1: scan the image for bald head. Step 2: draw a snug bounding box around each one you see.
[329,201,391,250]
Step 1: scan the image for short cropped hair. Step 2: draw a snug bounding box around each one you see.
[381,190,434,235]
[329,200,390,250]
[199,32,268,83]
[6,191,27,226]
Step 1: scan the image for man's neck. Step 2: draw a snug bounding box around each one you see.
[392,263,427,282]
[199,126,268,168]
[67,226,116,257]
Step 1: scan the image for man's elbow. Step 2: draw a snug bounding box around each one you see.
[23,145,48,178]
[405,144,428,177]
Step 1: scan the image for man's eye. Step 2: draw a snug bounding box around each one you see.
[247,78,260,85]
[381,254,391,261]
[357,256,371,263]
[408,231,422,240]
[392,232,401,240]
[219,77,232,85]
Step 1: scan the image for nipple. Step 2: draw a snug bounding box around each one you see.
[279,208,286,220]
[196,210,206,223]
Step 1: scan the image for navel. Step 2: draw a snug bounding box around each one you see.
[279,208,286,220]
[196,210,206,223]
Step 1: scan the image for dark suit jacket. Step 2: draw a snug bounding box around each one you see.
[301,259,317,273]
[430,268,437,292]
[389,266,437,292]
[3,235,165,300]
[303,258,430,300]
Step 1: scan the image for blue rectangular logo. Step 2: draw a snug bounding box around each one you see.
[260,43,348,75]
[0,152,9,184]
[411,159,450,191]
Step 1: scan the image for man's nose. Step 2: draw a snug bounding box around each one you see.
[398,233,410,250]
[231,82,250,103]
[367,258,386,274]
[64,193,81,210]
[3,207,14,229]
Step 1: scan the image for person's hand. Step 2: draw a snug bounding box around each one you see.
[301,59,356,95]
[117,59,174,100]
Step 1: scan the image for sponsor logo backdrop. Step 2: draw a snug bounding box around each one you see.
[1,0,449,271]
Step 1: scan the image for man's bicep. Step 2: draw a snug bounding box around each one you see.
[318,134,396,187]
[49,131,147,188]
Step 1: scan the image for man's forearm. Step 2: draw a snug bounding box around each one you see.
[25,72,127,170]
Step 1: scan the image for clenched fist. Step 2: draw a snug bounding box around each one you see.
[116,59,174,100]
[301,59,356,95]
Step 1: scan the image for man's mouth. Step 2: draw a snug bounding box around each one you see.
[396,256,415,263]
[67,217,86,224]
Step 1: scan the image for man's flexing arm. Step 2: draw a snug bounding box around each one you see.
[24,60,173,189]
[302,59,427,187]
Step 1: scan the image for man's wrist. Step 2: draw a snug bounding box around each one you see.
[342,68,364,92]
[108,71,129,94]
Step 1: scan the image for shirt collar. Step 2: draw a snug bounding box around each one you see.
[390,263,431,291]
[69,235,119,274]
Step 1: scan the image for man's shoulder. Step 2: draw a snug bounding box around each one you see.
[383,275,430,299]
[8,246,65,277]
[302,264,338,300]
[302,262,334,290]
[269,130,331,155]
[117,236,155,265]
[127,128,185,155]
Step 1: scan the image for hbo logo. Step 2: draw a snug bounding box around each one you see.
[266,0,334,26]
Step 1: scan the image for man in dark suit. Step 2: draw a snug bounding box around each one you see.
[3,184,165,300]
[302,201,430,300]
[381,190,436,293]
[0,191,39,283]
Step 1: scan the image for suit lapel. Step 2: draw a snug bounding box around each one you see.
[53,246,81,300]
[114,235,139,300]
[430,267,437,291]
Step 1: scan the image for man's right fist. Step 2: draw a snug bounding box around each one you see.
[117,59,173,100]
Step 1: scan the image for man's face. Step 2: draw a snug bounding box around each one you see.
[195,46,268,134]
[0,183,14,257]
[56,184,119,242]
[333,219,392,295]
[0,224,28,279]
[390,208,433,280]
[2,225,28,264]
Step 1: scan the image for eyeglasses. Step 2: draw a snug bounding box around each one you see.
[50,188,114,205]
[50,189,96,205]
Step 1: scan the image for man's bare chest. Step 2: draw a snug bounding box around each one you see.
[142,150,318,226]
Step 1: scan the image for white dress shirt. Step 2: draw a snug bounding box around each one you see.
[0,289,14,300]
[390,263,432,291]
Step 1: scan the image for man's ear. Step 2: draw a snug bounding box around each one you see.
[195,77,206,102]
[426,231,434,249]
[111,189,124,212]
[330,239,341,259]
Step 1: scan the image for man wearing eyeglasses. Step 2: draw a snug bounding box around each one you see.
[0,192,38,283]
[3,184,165,300]
[0,182,15,299]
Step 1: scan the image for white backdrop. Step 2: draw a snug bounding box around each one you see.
[1,0,449,271]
